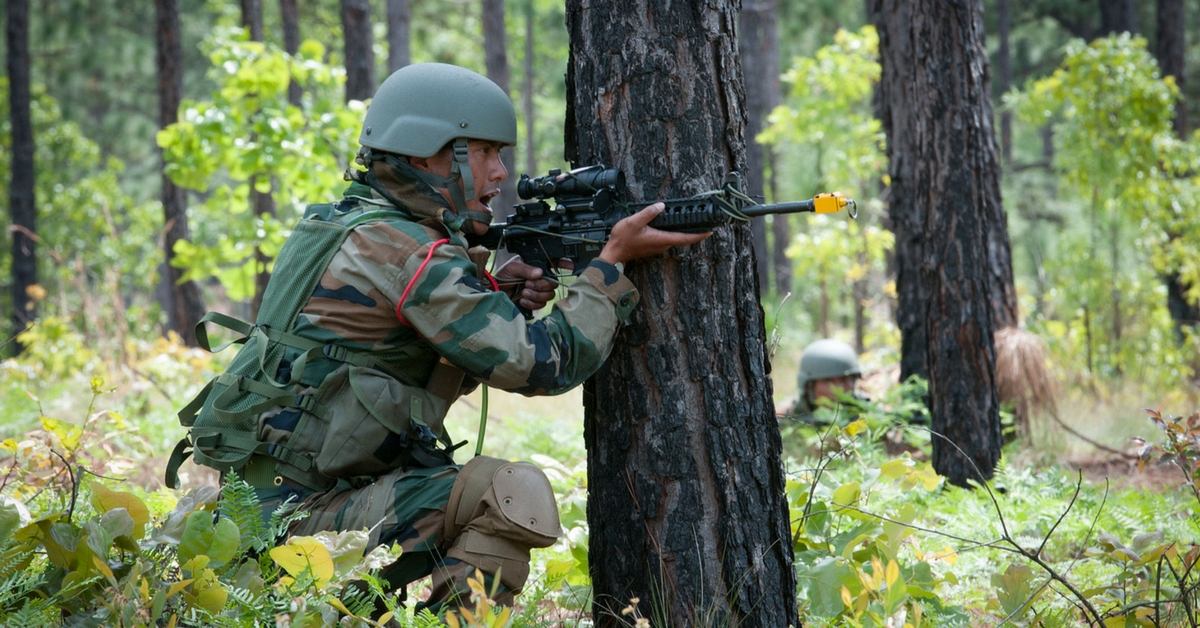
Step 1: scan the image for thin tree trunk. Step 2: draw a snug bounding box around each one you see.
[342,0,376,102]
[1155,0,1197,340]
[482,0,517,220]
[8,0,36,355]
[761,1,790,296]
[387,0,411,74]
[156,0,205,346]
[997,0,1012,162]
[243,0,275,320]
[1099,0,1138,34]
[522,0,536,177]
[566,2,797,626]
[870,0,1009,487]
[740,0,773,291]
[240,0,264,40]
[281,0,302,106]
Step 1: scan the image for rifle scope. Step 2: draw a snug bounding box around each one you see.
[518,165,625,200]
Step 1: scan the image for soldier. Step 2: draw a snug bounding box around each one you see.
[167,63,708,612]
[779,338,865,425]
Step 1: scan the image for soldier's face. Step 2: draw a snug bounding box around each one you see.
[412,140,509,235]
[810,375,858,403]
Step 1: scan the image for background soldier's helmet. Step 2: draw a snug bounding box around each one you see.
[797,338,862,393]
[358,62,517,157]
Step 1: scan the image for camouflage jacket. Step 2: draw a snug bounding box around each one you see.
[237,158,640,485]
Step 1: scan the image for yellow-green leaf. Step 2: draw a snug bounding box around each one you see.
[90,484,150,540]
[270,536,335,588]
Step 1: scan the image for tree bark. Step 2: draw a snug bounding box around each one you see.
[869,0,1011,487]
[522,0,536,177]
[1155,0,1197,340]
[386,0,411,74]
[243,0,276,320]
[740,0,774,292]
[1099,0,1138,34]
[240,0,264,40]
[341,0,376,102]
[156,0,205,346]
[281,0,302,106]
[482,0,517,220]
[566,2,797,626]
[996,0,1012,162]
[8,0,36,355]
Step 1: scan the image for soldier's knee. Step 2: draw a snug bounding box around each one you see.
[441,455,561,591]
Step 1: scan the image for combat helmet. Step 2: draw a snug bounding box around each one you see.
[358,63,516,224]
[797,338,862,393]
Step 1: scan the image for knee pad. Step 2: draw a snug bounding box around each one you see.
[441,456,562,591]
[444,455,562,542]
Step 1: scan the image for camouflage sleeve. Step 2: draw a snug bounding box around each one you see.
[391,228,639,396]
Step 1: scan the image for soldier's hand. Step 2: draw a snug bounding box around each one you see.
[598,203,710,266]
[495,256,563,312]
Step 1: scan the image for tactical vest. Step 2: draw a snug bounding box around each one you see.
[166,201,467,491]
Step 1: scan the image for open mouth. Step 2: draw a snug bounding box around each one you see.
[479,191,498,212]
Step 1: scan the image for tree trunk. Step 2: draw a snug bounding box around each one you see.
[156,0,205,346]
[566,3,797,626]
[740,0,774,292]
[997,0,1012,162]
[281,0,302,106]
[870,0,1010,487]
[1155,0,1197,340]
[240,0,264,40]
[760,2,790,296]
[8,0,36,355]
[522,0,536,177]
[341,0,376,102]
[242,0,276,320]
[1099,0,1138,34]
[387,0,411,73]
[482,0,517,220]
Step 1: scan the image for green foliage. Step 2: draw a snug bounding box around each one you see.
[1007,34,1200,389]
[158,27,362,301]
[760,27,895,351]
[0,79,164,346]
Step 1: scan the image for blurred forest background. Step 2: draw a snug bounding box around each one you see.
[3,0,1198,462]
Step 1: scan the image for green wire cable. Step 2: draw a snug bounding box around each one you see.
[475,385,489,457]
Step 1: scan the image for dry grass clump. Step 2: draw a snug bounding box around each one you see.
[994,326,1057,438]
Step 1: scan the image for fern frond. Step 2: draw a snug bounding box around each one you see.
[219,471,271,554]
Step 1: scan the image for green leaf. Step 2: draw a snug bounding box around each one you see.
[801,556,855,618]
[90,483,150,540]
[178,511,240,569]
[991,563,1038,617]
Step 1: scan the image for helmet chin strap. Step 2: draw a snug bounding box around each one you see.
[400,139,492,228]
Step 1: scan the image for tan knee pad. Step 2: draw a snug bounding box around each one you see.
[441,456,562,591]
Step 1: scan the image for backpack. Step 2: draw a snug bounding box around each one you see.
[165,201,460,491]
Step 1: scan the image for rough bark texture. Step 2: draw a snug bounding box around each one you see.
[281,0,302,105]
[482,0,517,219]
[1099,0,1138,34]
[869,0,1011,487]
[565,2,797,626]
[739,0,777,292]
[341,0,376,102]
[156,0,205,346]
[387,0,411,73]
[8,0,36,355]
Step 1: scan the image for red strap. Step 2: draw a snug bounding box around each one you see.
[396,238,451,326]
[395,239,502,326]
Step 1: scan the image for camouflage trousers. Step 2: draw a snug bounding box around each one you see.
[260,456,561,610]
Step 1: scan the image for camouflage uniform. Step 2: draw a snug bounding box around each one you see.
[214,155,638,607]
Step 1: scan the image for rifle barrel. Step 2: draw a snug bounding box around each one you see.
[738,200,816,217]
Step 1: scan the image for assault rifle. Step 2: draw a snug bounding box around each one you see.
[468,164,857,279]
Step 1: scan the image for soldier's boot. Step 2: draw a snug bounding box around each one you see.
[423,456,562,611]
